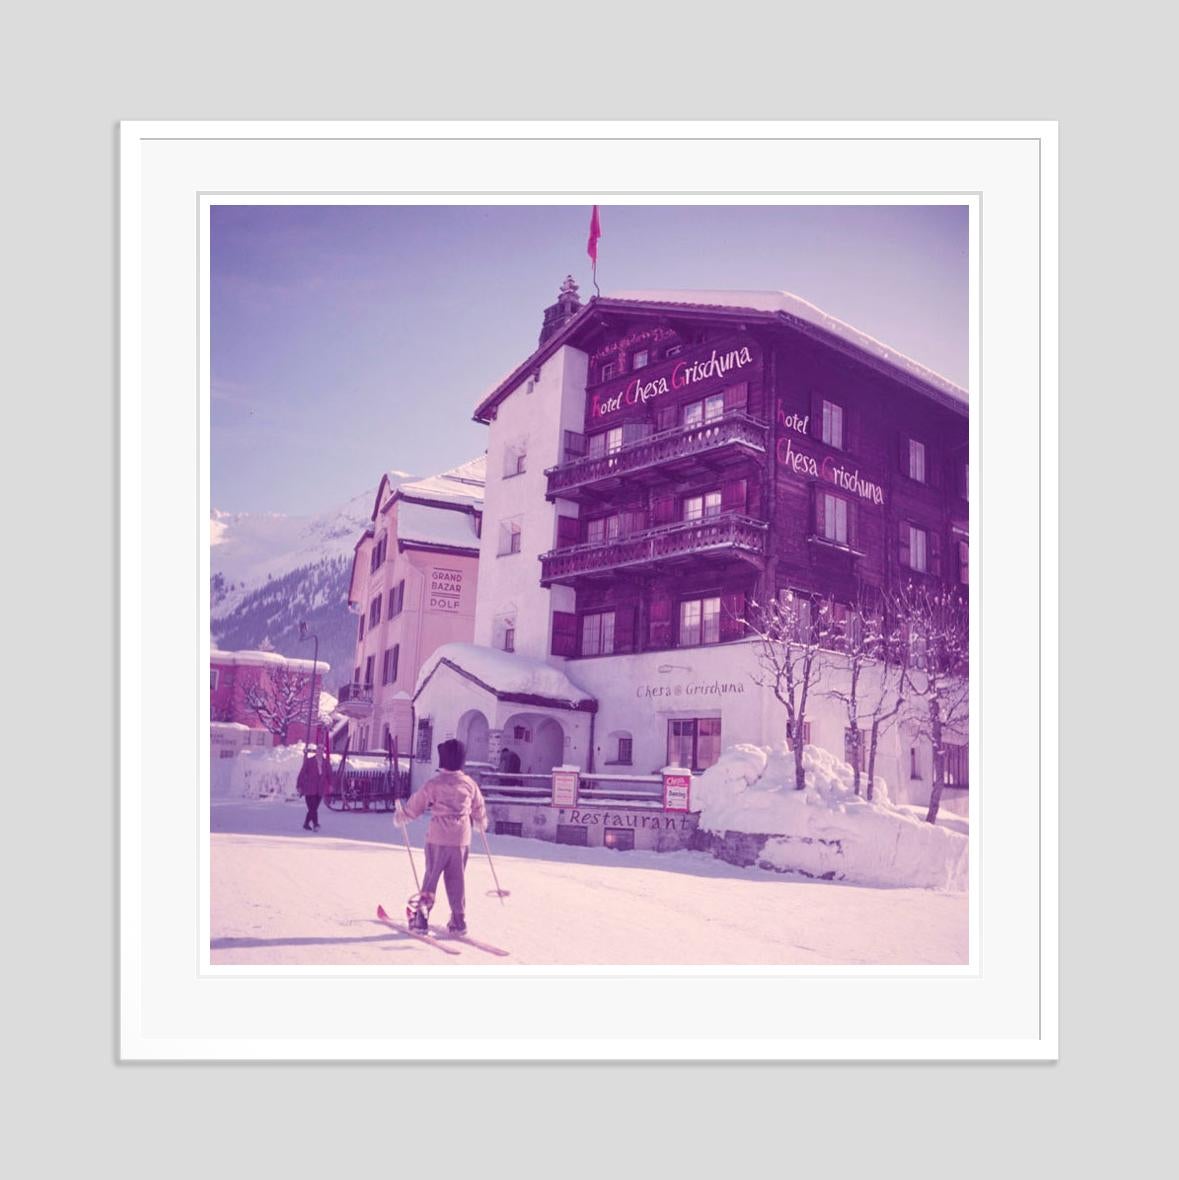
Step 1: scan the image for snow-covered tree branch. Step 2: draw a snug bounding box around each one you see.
[242,665,313,745]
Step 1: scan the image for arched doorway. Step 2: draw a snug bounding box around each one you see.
[500,711,567,776]
[456,709,490,767]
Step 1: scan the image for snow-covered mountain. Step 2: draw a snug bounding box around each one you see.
[210,477,412,689]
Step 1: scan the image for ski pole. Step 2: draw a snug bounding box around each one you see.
[479,826,509,902]
[395,803,421,894]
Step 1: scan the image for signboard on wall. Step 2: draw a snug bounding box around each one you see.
[552,768,579,808]
[663,771,692,813]
[428,566,463,613]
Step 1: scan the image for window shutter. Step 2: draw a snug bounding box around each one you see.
[721,478,748,514]
[847,501,858,550]
[929,529,942,577]
[811,392,824,440]
[723,382,748,414]
[649,594,674,647]
[812,487,823,536]
[899,434,910,475]
[556,515,581,550]
[614,605,637,653]
[720,591,746,641]
[656,404,677,432]
[551,611,578,657]
[899,519,911,569]
[651,494,676,526]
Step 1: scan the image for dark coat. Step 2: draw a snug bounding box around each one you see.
[297,754,329,797]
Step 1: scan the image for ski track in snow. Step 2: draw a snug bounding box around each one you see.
[210,800,967,966]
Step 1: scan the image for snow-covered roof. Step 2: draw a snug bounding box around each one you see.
[397,455,486,508]
[415,642,596,710]
[211,649,332,676]
[607,290,968,405]
[395,500,480,552]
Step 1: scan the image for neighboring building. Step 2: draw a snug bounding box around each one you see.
[340,457,485,753]
[210,648,331,748]
[414,283,968,812]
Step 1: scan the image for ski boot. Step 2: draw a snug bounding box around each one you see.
[406,893,431,934]
[447,918,468,937]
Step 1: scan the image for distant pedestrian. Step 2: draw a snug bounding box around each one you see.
[297,746,328,831]
[394,738,487,936]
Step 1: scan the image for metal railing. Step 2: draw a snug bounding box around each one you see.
[545,412,768,496]
[468,766,684,809]
[540,512,767,584]
[336,683,374,705]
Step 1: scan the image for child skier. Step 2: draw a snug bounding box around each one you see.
[394,738,488,936]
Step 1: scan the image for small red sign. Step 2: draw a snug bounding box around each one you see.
[663,772,691,813]
[552,769,579,808]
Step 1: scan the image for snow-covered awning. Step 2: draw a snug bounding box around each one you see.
[414,642,597,712]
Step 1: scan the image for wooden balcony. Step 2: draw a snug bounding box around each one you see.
[539,513,767,586]
[545,413,768,500]
[336,682,373,719]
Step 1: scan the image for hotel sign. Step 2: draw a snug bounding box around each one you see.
[588,340,758,423]
[776,404,885,506]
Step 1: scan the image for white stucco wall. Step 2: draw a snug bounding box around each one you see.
[474,344,588,661]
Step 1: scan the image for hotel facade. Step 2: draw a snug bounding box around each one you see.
[412,283,968,815]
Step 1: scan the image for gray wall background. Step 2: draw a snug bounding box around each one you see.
[6,2,1162,1173]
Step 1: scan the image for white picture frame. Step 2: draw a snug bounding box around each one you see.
[120,120,1057,1060]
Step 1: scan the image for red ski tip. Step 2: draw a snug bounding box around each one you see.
[377,905,389,920]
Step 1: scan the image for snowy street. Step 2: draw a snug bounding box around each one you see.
[211,799,968,966]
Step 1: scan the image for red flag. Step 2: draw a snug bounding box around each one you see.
[587,205,601,266]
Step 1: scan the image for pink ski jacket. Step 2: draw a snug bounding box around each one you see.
[401,769,488,847]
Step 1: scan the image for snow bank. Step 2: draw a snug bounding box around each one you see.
[693,743,967,891]
[415,642,595,707]
[225,745,307,801]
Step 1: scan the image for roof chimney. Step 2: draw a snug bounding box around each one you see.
[538,275,582,346]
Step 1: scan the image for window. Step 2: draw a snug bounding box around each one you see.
[667,718,722,771]
[515,450,527,475]
[780,590,814,643]
[587,426,623,458]
[664,344,682,358]
[910,747,922,779]
[514,724,531,742]
[495,821,524,837]
[210,668,219,691]
[908,624,928,671]
[908,525,928,572]
[504,622,515,652]
[616,736,633,765]
[358,615,365,642]
[958,540,969,586]
[369,595,382,628]
[499,519,523,556]
[382,644,400,686]
[682,490,722,522]
[785,720,811,751]
[819,492,849,544]
[908,438,927,483]
[219,748,235,759]
[387,578,406,618]
[580,610,615,656]
[585,515,622,545]
[600,361,616,382]
[821,399,845,449]
[604,829,635,851]
[363,655,375,687]
[679,597,721,647]
[944,743,969,788]
[632,348,649,370]
[353,665,361,687]
[504,443,527,477]
[681,393,725,428]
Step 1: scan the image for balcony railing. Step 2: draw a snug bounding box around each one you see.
[540,512,767,584]
[336,682,374,717]
[545,412,768,498]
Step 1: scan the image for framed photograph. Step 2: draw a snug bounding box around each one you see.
[120,120,1057,1060]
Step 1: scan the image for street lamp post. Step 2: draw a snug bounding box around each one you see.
[298,621,319,755]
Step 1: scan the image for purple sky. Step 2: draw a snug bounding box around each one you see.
[211,204,968,514]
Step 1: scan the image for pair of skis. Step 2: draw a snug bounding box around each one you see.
[375,905,508,957]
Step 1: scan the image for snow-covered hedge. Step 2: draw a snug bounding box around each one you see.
[693,743,968,891]
[226,745,307,801]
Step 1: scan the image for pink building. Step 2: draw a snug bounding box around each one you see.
[341,457,484,753]
[210,648,332,748]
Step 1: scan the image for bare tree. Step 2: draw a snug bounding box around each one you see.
[824,591,907,799]
[895,582,969,824]
[243,665,312,745]
[746,590,833,790]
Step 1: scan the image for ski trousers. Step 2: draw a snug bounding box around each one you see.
[419,843,469,923]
